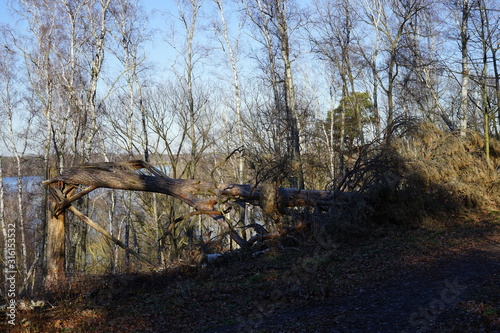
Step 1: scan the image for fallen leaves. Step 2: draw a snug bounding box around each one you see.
[2,212,499,332]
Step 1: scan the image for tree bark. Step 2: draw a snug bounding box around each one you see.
[45,185,66,290]
[43,160,336,213]
[43,160,343,285]
[460,0,470,136]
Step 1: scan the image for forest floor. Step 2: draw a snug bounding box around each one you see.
[5,210,500,332]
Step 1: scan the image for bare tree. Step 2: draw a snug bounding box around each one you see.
[81,0,112,162]
[0,29,41,291]
[9,0,61,286]
[105,0,153,267]
[213,0,244,183]
[8,0,123,282]
[211,0,249,236]
[459,0,472,136]
[110,0,150,161]
[244,0,304,189]
[309,0,363,171]
[165,0,208,180]
[479,0,500,138]
[358,0,383,136]
[470,0,500,161]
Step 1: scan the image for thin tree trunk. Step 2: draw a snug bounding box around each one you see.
[479,2,490,162]
[277,0,303,189]
[214,0,247,233]
[108,190,117,273]
[214,0,244,183]
[180,0,200,180]
[0,157,7,259]
[68,205,156,268]
[482,0,500,136]
[460,0,470,136]
[84,0,111,161]
[15,156,28,284]
[125,194,132,268]
[387,56,395,126]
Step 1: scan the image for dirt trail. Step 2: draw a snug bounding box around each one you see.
[8,217,498,333]
[205,243,500,333]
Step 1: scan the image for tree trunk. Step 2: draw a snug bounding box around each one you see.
[43,160,347,285]
[44,161,337,213]
[479,2,490,163]
[276,0,303,189]
[460,0,470,136]
[0,157,7,260]
[45,188,66,290]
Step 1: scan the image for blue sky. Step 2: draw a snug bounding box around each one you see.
[0,0,173,22]
[0,0,175,68]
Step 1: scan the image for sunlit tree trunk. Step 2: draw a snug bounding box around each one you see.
[213,0,247,234]
[168,0,208,180]
[481,0,500,138]
[1,47,32,288]
[83,0,112,162]
[460,0,471,136]
[46,217,65,288]
[213,0,244,183]
[0,157,6,260]
[181,0,201,179]
[478,0,490,162]
[359,0,384,136]
[246,0,304,188]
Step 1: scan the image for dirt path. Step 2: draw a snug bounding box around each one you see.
[204,243,500,333]
[8,216,499,333]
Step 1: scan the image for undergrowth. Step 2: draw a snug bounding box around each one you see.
[315,120,500,241]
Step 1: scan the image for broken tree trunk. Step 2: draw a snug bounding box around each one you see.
[45,182,79,290]
[45,187,66,290]
[43,160,337,212]
[42,160,341,284]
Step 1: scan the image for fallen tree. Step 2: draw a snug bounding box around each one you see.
[42,160,340,287]
[42,121,500,288]
[44,160,338,212]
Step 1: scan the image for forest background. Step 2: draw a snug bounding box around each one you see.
[0,0,499,298]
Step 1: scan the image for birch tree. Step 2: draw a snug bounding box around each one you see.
[358,0,383,136]
[213,0,244,183]
[309,0,362,171]
[244,0,304,189]
[166,0,209,180]
[211,0,249,235]
[8,0,115,280]
[478,0,500,138]
[0,31,28,290]
[459,0,471,136]
[9,0,60,285]
[471,0,500,161]
[110,0,150,161]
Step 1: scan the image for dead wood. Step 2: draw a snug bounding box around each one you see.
[43,160,337,213]
[43,160,340,253]
[67,205,157,268]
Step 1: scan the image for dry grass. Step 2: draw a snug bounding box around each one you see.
[323,121,500,235]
